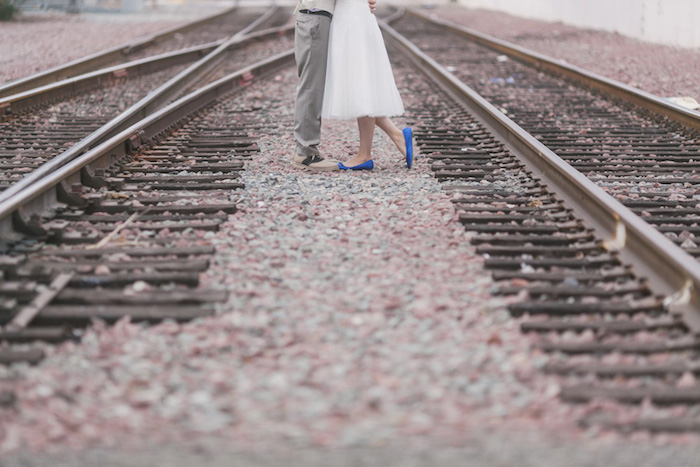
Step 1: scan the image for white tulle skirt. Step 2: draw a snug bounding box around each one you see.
[321,0,405,120]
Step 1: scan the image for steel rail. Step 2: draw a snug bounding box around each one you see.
[0,22,294,116]
[381,6,405,24]
[406,8,700,133]
[380,20,700,333]
[0,41,224,118]
[0,49,295,239]
[0,9,289,206]
[0,5,241,100]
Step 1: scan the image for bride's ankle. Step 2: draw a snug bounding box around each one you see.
[350,153,372,162]
[393,133,407,154]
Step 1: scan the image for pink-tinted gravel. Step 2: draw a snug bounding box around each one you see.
[2,59,697,458]
[0,12,180,84]
[1,6,699,461]
[0,62,586,454]
[431,6,700,101]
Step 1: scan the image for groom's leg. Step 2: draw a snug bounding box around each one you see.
[293,13,335,168]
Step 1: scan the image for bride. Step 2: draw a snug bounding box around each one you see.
[321,0,413,170]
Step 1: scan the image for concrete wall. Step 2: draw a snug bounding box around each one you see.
[457,0,700,48]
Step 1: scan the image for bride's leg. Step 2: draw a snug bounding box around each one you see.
[375,117,406,157]
[343,116,375,166]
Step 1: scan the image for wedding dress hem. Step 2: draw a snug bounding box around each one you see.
[321,0,404,120]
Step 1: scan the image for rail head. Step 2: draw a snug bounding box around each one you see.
[406,8,700,134]
[380,19,700,333]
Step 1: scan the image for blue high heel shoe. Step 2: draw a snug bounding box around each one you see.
[339,160,374,170]
[403,127,414,169]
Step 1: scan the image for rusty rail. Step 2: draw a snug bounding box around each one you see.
[380,19,700,332]
[406,8,700,133]
[0,8,290,206]
[0,41,224,118]
[0,5,241,99]
[0,49,294,239]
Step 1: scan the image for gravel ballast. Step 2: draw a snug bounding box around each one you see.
[0,64,568,452]
[1,4,699,463]
[1,54,698,462]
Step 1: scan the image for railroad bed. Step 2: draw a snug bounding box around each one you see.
[400,50,699,433]
[393,13,700,257]
[387,12,700,433]
[0,72,275,349]
[0,8,293,194]
[0,5,699,456]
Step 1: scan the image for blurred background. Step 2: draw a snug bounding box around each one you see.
[4,0,700,49]
[457,0,700,48]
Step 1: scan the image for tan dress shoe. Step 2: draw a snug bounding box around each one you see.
[293,153,339,171]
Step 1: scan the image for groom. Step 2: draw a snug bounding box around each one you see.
[292,0,376,171]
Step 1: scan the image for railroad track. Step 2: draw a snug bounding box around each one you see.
[381,11,700,432]
[393,11,700,260]
[0,7,293,200]
[1,5,698,435]
[0,5,289,99]
[0,48,294,369]
[0,11,295,388]
[0,7,405,374]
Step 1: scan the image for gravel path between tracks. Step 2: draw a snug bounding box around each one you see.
[430,5,700,102]
[0,11,187,84]
[1,63,699,463]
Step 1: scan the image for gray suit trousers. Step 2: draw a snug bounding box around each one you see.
[294,13,331,157]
